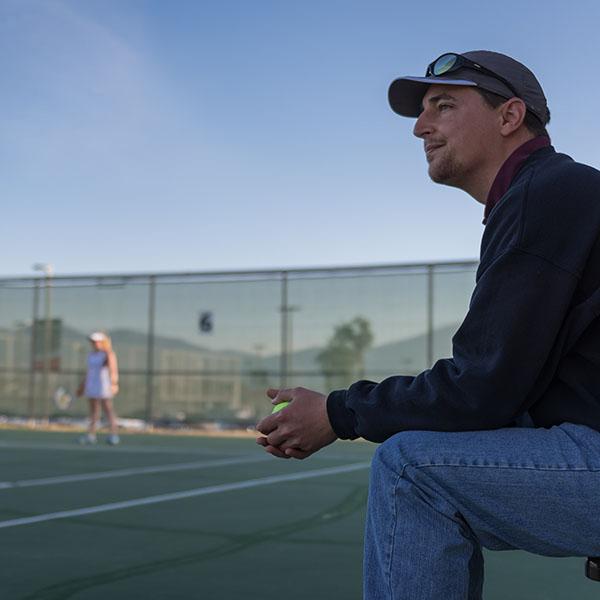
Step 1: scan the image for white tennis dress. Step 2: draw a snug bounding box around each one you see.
[84,351,113,399]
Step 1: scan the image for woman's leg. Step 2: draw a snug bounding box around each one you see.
[100,398,118,434]
[78,398,100,444]
[88,398,100,435]
[101,399,119,444]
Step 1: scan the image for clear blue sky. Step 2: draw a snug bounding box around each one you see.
[2,0,599,277]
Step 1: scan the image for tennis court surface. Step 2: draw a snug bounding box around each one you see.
[1,428,598,599]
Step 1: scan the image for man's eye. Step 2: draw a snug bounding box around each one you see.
[438,103,453,111]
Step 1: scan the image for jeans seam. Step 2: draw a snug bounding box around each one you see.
[386,468,404,600]
[408,462,600,472]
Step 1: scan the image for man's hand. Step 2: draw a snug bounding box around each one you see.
[255,387,338,460]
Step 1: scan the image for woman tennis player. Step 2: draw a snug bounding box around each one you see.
[77,331,120,445]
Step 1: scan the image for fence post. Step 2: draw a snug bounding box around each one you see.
[41,270,53,422]
[27,280,40,420]
[145,275,156,424]
[427,265,434,368]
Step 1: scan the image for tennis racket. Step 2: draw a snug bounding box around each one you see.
[53,386,73,410]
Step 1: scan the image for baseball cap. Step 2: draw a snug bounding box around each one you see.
[388,51,549,125]
[88,332,106,342]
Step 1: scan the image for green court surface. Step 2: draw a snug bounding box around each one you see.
[0,428,598,600]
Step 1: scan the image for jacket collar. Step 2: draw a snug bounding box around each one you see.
[483,136,552,225]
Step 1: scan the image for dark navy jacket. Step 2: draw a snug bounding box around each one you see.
[327,146,600,442]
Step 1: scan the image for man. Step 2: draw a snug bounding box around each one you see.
[256,51,600,599]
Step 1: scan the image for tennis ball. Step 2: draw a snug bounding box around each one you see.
[271,401,290,414]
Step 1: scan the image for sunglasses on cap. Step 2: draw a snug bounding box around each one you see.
[426,53,520,99]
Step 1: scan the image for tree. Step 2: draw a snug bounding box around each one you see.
[316,316,374,391]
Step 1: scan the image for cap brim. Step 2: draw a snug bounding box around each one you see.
[388,76,478,117]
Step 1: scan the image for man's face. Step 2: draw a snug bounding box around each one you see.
[413,85,501,189]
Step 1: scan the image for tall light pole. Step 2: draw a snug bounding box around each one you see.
[32,263,54,422]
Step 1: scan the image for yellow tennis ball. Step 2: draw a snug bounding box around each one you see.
[271,401,290,414]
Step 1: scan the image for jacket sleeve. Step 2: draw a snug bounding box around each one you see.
[326,248,578,442]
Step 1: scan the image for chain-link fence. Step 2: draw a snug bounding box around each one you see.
[0,261,477,426]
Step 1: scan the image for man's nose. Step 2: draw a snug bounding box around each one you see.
[413,111,432,139]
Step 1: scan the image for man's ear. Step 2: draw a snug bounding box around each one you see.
[499,98,527,136]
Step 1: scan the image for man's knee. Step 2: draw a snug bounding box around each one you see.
[371,430,429,476]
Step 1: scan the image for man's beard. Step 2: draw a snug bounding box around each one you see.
[428,149,462,186]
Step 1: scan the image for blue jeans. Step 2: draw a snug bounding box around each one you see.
[363,423,600,599]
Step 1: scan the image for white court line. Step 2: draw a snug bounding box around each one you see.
[0,462,370,530]
[0,440,243,456]
[0,440,374,462]
[0,456,269,490]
